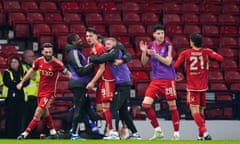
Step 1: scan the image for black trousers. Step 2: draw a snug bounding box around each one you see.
[70,87,90,134]
[111,84,137,133]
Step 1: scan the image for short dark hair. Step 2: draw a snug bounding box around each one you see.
[190,32,202,48]
[67,33,77,44]
[153,24,165,33]
[42,42,53,49]
[86,27,97,34]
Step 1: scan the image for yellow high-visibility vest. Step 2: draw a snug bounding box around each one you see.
[22,64,40,102]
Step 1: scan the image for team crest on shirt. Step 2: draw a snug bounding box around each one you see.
[48,66,52,71]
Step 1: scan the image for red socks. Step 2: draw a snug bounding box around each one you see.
[144,107,159,128]
[170,109,180,131]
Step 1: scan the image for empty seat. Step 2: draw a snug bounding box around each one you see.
[21,1,39,12]
[69,24,86,35]
[0,56,7,68]
[218,48,236,59]
[181,3,199,13]
[0,13,6,27]
[79,1,99,13]
[230,83,240,90]
[210,83,228,90]
[134,36,152,50]
[44,12,63,24]
[61,2,79,13]
[125,48,136,58]
[51,23,69,36]
[141,12,159,25]
[85,13,103,25]
[8,12,26,26]
[220,26,239,36]
[219,37,238,48]
[39,35,55,46]
[14,23,29,38]
[109,24,128,36]
[56,35,67,50]
[218,14,238,25]
[115,36,132,48]
[222,0,240,3]
[166,24,183,36]
[135,82,149,97]
[127,58,143,71]
[131,71,149,85]
[122,12,140,25]
[208,71,224,82]
[32,23,51,38]
[103,13,122,24]
[222,4,239,14]
[172,35,189,48]
[0,45,17,57]
[127,24,146,37]
[184,25,201,36]
[3,1,21,12]
[163,14,181,25]
[199,4,221,14]
[40,2,58,12]
[161,3,181,14]
[139,2,160,13]
[202,37,217,48]
[121,2,139,12]
[224,71,240,83]
[220,59,238,70]
[181,14,199,24]
[63,13,83,24]
[97,2,118,13]
[87,24,107,36]
[26,12,44,24]
[202,25,219,37]
[209,60,220,70]
[199,14,218,24]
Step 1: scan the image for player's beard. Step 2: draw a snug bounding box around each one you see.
[44,55,52,62]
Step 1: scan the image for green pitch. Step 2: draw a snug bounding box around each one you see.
[0,140,240,144]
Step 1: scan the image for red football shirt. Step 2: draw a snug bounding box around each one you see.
[174,48,224,91]
[32,57,65,97]
[91,42,114,81]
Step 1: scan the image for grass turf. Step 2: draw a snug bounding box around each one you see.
[0,140,240,144]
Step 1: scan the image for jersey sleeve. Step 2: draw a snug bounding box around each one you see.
[206,48,224,62]
[32,58,40,70]
[174,51,185,69]
[95,43,106,56]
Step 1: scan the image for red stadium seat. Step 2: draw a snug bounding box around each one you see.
[166,24,183,36]
[127,24,146,37]
[218,48,236,59]
[202,37,218,48]
[139,2,160,13]
[220,26,238,36]
[69,24,86,35]
[161,3,181,14]
[209,60,220,70]
[0,56,7,68]
[97,2,119,13]
[39,35,55,46]
[85,13,104,25]
[0,13,6,27]
[163,14,181,25]
[208,71,224,82]
[56,35,67,50]
[199,4,221,14]
[203,0,222,4]
[134,36,152,50]
[121,2,139,12]
[26,12,44,25]
[181,14,199,24]
[199,14,218,24]
[224,71,240,83]
[122,12,140,25]
[40,2,58,12]
[51,23,69,36]
[172,35,189,49]
[61,2,79,13]
[3,1,21,12]
[103,13,122,24]
[222,0,240,3]
[0,45,17,57]
[220,59,238,71]
[32,23,51,38]
[210,83,228,90]
[14,23,29,38]
[87,24,107,36]
[184,25,201,36]
[222,4,239,14]
[218,14,238,25]
[79,1,99,13]
[131,71,149,85]
[115,36,132,48]
[21,1,39,12]
[181,3,199,13]
[109,24,128,36]
[127,58,143,71]
[141,12,159,25]
[219,37,238,48]
[230,83,240,90]
[135,82,149,97]
[63,13,83,24]
[8,12,26,26]
[202,25,219,37]
[44,12,63,24]
[125,48,136,58]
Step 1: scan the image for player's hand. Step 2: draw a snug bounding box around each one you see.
[139,40,148,52]
[113,59,123,66]
[86,82,94,90]
[147,49,157,56]
[16,82,23,90]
